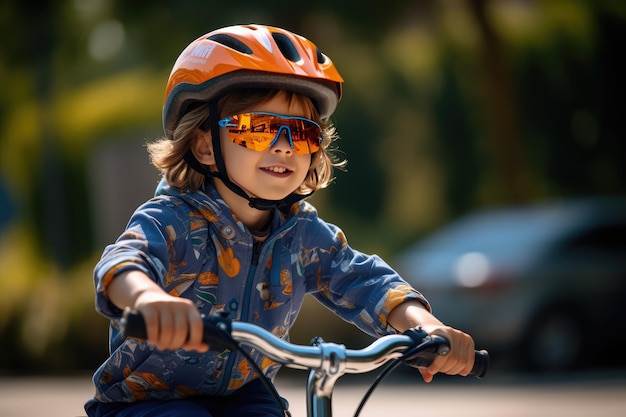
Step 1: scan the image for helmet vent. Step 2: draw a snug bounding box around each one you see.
[271,33,301,62]
[207,34,253,54]
[316,49,328,64]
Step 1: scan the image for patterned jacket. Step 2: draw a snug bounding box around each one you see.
[86,180,429,408]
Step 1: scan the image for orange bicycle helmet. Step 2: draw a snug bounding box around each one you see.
[163,24,343,137]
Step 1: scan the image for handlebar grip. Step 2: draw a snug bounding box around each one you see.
[470,349,489,379]
[121,308,147,340]
[402,329,489,379]
[119,308,237,350]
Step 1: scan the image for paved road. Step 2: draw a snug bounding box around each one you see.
[1,370,625,417]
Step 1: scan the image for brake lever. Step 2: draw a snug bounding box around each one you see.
[200,311,238,351]
[400,327,489,378]
[401,327,450,368]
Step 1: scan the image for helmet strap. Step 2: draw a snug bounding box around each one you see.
[184,100,313,211]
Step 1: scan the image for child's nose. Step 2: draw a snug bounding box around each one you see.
[271,129,294,153]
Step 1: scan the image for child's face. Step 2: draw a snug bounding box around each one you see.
[218,93,313,201]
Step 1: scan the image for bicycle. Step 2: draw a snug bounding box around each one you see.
[121,309,489,417]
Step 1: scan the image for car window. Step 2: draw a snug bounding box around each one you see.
[421,211,566,252]
[564,223,626,252]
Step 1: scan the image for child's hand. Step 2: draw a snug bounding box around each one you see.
[133,289,209,353]
[417,324,475,383]
[387,300,476,382]
[108,270,209,353]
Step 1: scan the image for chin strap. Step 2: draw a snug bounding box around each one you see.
[183,101,313,211]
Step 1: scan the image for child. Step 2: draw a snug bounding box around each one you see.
[85,24,476,417]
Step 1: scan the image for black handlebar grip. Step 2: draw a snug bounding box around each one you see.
[470,349,489,379]
[121,308,148,340]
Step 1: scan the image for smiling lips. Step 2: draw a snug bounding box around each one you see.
[261,166,292,176]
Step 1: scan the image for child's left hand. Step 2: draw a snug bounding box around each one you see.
[387,300,476,382]
[413,324,475,383]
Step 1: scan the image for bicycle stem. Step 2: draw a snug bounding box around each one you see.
[306,338,347,417]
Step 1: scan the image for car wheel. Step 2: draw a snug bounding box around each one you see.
[522,308,584,372]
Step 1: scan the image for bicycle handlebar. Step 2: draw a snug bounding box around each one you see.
[121,310,489,379]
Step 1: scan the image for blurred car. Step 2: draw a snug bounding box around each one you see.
[393,196,626,371]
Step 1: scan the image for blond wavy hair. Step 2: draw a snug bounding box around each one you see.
[147,89,345,194]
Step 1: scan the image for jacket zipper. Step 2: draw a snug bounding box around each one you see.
[251,239,262,266]
[217,239,263,394]
[215,217,297,394]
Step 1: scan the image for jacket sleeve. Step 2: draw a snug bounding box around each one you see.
[299,205,431,338]
[93,198,190,320]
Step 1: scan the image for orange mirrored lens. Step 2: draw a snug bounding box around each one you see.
[218,112,322,155]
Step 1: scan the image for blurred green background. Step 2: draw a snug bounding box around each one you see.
[1,0,625,374]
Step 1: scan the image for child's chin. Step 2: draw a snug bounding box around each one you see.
[255,188,301,202]
[257,193,291,202]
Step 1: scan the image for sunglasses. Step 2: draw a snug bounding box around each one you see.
[217,112,323,155]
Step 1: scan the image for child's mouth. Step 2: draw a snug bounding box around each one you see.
[261,166,292,176]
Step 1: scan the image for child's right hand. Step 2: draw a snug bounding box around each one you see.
[108,270,209,352]
[134,289,209,353]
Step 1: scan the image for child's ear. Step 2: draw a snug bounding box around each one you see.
[192,130,216,166]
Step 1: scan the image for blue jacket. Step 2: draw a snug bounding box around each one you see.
[86,181,429,407]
